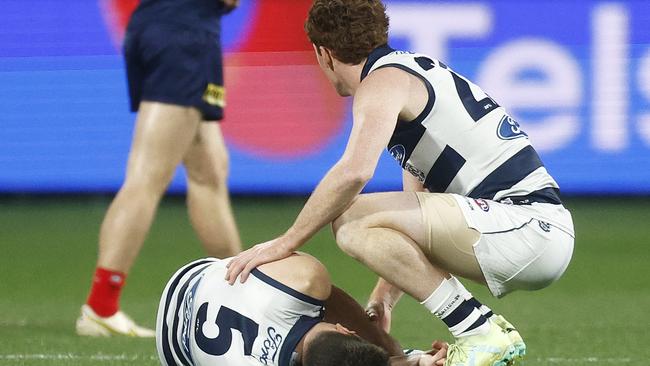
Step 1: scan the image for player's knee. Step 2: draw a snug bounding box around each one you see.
[333,220,367,260]
[186,154,229,189]
[331,195,366,235]
[123,166,174,195]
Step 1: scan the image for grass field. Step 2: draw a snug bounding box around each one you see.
[1,195,649,365]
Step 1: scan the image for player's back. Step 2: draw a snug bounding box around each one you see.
[363,46,561,204]
[156,258,325,366]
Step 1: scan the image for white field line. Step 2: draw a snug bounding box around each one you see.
[0,319,29,327]
[535,357,633,363]
[0,353,158,361]
[0,354,634,363]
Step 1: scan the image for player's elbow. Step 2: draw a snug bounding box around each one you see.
[342,164,374,187]
[356,168,374,185]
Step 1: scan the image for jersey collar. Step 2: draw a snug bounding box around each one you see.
[360,44,395,81]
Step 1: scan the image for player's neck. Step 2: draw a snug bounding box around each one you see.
[293,322,329,362]
[338,62,365,96]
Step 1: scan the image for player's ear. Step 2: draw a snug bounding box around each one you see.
[322,47,335,71]
[313,44,322,56]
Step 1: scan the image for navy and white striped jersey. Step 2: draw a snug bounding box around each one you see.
[156,258,324,366]
[361,45,561,204]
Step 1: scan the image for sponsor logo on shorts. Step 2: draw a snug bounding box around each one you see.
[474,198,490,212]
[203,83,226,107]
[538,220,552,232]
[463,197,475,211]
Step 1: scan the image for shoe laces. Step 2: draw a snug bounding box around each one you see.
[446,344,468,365]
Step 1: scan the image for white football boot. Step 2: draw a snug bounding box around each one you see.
[75,304,155,337]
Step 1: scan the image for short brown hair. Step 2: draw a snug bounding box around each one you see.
[305,0,389,64]
[303,331,389,366]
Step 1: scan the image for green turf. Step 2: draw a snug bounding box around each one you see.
[0,196,649,365]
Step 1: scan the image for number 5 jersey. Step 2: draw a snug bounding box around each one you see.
[156,258,324,366]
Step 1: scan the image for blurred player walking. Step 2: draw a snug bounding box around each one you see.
[76,0,242,337]
[226,1,575,365]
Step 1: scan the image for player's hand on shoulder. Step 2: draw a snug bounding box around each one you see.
[225,237,294,285]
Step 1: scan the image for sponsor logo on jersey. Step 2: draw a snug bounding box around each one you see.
[497,115,528,140]
[405,162,426,182]
[259,327,283,365]
[203,84,226,108]
[181,276,203,359]
[389,144,427,181]
[474,198,490,212]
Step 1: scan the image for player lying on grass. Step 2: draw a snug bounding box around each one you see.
[156,253,448,366]
[225,1,575,365]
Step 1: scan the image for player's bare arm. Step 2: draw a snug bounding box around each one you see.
[225,67,412,284]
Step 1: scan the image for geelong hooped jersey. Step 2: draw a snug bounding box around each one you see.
[361,45,560,202]
[156,258,324,366]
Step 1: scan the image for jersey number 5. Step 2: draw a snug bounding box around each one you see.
[195,303,260,356]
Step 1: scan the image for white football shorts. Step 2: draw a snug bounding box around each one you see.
[453,194,575,298]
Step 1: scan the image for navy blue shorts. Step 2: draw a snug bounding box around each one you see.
[124,24,224,121]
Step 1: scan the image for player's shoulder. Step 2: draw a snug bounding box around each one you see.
[257,252,332,301]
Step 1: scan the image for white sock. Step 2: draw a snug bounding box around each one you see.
[449,276,494,318]
[421,278,490,338]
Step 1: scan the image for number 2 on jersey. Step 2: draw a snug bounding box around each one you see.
[195,303,260,357]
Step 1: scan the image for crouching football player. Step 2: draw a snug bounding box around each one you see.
[157,253,447,366]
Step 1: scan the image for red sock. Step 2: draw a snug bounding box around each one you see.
[86,267,126,317]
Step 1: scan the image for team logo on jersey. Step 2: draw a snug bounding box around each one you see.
[497,115,528,140]
[389,144,407,166]
[474,198,490,212]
